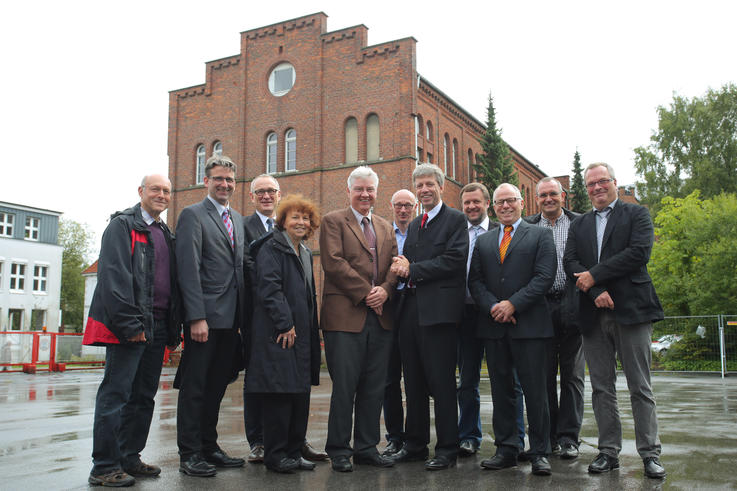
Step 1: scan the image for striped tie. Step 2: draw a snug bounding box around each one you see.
[222,210,234,248]
[499,225,513,263]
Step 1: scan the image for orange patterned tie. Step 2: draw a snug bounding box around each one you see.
[499,225,513,263]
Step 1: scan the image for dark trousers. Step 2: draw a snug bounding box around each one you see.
[91,320,167,474]
[383,323,405,444]
[324,310,392,458]
[457,304,484,447]
[261,392,310,469]
[243,382,264,448]
[546,296,584,446]
[400,294,459,458]
[484,336,550,457]
[176,327,239,459]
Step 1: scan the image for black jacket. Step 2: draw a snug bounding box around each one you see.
[524,208,582,331]
[245,229,320,393]
[83,203,182,347]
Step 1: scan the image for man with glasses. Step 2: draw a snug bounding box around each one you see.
[524,177,584,460]
[468,183,556,476]
[175,155,247,477]
[563,163,665,479]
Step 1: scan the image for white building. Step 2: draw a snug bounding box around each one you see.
[0,202,63,332]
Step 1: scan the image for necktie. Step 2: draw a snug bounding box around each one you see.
[499,225,513,263]
[222,210,234,248]
[596,207,611,261]
[466,225,481,299]
[421,212,429,228]
[362,217,378,286]
[266,218,273,232]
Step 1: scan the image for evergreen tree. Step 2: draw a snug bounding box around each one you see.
[570,150,588,212]
[473,93,518,193]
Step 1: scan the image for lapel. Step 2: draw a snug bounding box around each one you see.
[489,226,502,263]
[581,211,599,262]
[504,220,529,261]
[600,203,620,253]
[344,208,372,254]
[374,215,387,257]
[203,198,233,251]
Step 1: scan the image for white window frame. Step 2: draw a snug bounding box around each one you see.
[33,264,48,293]
[31,309,46,331]
[8,309,24,331]
[452,139,458,180]
[443,135,449,174]
[0,213,13,237]
[268,63,296,97]
[24,216,40,241]
[0,259,4,291]
[195,144,206,184]
[10,262,26,292]
[213,141,223,157]
[285,129,296,172]
[266,132,277,174]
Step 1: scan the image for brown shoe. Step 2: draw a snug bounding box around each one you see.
[248,444,265,463]
[302,441,328,461]
[123,460,161,477]
[88,470,135,487]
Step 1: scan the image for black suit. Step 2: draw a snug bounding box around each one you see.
[563,200,663,459]
[468,219,556,457]
[175,197,247,459]
[400,202,468,458]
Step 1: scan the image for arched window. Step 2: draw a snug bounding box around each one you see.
[426,121,433,141]
[195,144,206,184]
[266,133,277,174]
[345,118,358,163]
[468,148,474,180]
[416,114,424,136]
[452,139,458,180]
[213,141,222,157]
[443,134,449,175]
[366,114,380,161]
[285,129,296,171]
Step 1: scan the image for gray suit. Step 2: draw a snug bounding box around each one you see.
[175,197,247,459]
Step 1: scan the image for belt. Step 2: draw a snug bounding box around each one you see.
[545,290,565,301]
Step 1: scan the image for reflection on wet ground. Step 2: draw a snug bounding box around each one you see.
[0,369,735,490]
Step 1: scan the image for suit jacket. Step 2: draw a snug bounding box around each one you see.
[403,202,468,326]
[468,220,556,339]
[244,212,268,246]
[319,208,398,332]
[176,198,246,330]
[563,201,664,330]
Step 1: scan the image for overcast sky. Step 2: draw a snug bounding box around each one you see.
[1,0,734,253]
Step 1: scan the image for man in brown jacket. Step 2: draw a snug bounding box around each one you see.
[320,165,398,472]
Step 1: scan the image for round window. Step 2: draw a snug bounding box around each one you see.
[268,63,296,97]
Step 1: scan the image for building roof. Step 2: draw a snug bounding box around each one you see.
[0,201,63,216]
[81,260,98,275]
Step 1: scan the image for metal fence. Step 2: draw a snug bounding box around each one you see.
[651,315,736,377]
[0,332,105,372]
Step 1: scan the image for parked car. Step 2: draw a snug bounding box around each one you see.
[651,334,683,353]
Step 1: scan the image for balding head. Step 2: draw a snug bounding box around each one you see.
[138,174,171,219]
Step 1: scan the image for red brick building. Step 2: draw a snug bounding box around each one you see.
[168,12,548,230]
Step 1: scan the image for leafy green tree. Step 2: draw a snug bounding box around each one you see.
[634,84,737,213]
[649,191,737,316]
[59,218,94,331]
[569,150,588,213]
[474,93,518,194]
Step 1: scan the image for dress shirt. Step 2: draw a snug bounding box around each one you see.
[421,201,443,226]
[140,207,157,225]
[255,210,274,231]
[538,211,570,294]
[206,195,230,218]
[497,218,522,247]
[595,199,618,261]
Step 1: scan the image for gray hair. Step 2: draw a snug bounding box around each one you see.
[347,165,379,189]
[583,162,616,181]
[140,174,171,189]
[535,177,563,195]
[250,173,280,193]
[412,163,444,187]
[492,183,523,202]
[205,154,237,177]
[391,189,417,204]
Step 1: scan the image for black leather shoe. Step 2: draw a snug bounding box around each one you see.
[123,460,161,477]
[559,442,579,460]
[643,457,666,479]
[459,440,478,456]
[531,456,552,476]
[481,453,517,470]
[297,457,316,471]
[204,449,245,468]
[390,446,429,463]
[179,454,217,477]
[588,453,619,474]
[267,457,299,474]
[247,444,264,463]
[382,440,403,456]
[425,455,456,470]
[354,452,395,467]
[302,441,328,461]
[331,455,353,472]
[517,450,531,462]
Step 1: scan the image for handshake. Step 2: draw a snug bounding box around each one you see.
[390,255,410,278]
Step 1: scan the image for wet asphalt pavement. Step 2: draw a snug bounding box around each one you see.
[1,368,736,490]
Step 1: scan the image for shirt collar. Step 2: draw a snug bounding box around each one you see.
[140,207,156,226]
[207,195,230,217]
[502,217,522,232]
[350,207,372,224]
[594,198,618,213]
[468,216,490,231]
[425,201,443,221]
[255,210,273,228]
[393,222,408,235]
[540,209,565,226]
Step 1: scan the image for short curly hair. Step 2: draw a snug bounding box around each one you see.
[275,194,321,240]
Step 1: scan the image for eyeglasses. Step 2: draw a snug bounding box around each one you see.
[393,203,415,209]
[209,176,235,184]
[493,197,520,206]
[254,188,278,196]
[586,178,614,189]
[537,191,559,198]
